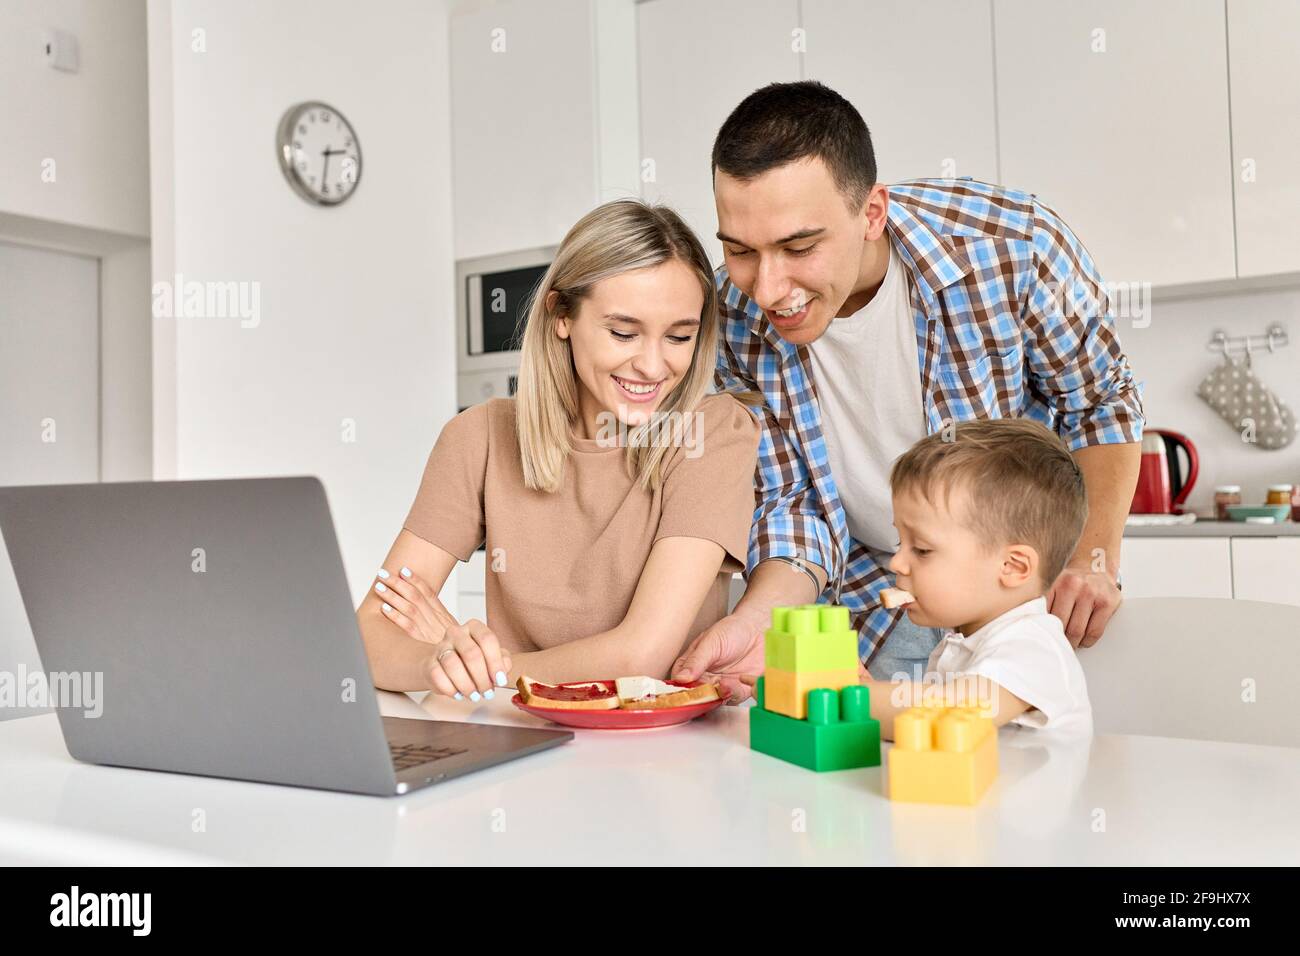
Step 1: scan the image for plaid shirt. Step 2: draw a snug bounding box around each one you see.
[714,177,1145,664]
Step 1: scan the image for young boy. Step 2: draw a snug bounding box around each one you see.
[863,417,1094,737]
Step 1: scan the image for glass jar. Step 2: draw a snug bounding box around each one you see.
[1266,484,1293,507]
[1292,484,1300,522]
[1214,485,1242,521]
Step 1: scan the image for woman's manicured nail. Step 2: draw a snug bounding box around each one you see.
[381,603,392,614]
[377,568,389,579]
[453,692,463,701]
[374,581,387,593]
[495,671,508,687]
[470,691,481,702]
[484,689,495,700]
[400,567,412,578]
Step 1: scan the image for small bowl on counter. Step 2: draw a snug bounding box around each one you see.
[1226,504,1293,523]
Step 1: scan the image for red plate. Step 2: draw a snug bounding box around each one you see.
[510,679,725,730]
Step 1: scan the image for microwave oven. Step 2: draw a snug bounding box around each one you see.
[455,247,554,408]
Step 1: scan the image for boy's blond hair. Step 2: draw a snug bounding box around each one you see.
[888,418,1089,588]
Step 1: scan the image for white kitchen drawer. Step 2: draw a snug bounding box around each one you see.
[1230,538,1300,606]
[1119,538,1233,599]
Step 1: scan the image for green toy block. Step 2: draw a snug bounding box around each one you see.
[749,677,881,772]
[764,604,859,672]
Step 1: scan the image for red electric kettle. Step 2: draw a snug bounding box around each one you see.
[1130,428,1199,515]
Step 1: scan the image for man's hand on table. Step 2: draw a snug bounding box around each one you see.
[671,608,766,704]
[1047,566,1122,648]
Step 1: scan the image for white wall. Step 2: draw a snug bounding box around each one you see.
[146,0,460,609]
[100,243,153,480]
[0,0,150,237]
[1123,283,1300,515]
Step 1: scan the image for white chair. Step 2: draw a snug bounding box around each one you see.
[1078,597,1300,748]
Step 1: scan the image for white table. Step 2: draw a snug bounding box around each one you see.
[1,690,1297,865]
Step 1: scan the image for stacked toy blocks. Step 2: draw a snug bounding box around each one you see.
[887,704,999,805]
[749,604,880,772]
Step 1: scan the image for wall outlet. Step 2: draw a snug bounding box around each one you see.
[44,28,79,73]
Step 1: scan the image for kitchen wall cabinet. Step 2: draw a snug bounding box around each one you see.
[637,0,801,266]
[1226,0,1300,278]
[801,0,999,186]
[993,0,1236,288]
[450,0,639,260]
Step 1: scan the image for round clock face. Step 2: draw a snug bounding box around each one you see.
[276,101,361,205]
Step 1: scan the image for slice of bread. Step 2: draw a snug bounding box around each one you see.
[515,676,619,711]
[617,680,720,711]
[879,587,915,609]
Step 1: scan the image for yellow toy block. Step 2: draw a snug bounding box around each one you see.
[888,705,998,805]
[764,666,860,720]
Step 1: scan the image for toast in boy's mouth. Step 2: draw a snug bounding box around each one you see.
[879,587,915,609]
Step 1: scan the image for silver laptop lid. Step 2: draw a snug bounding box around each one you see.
[0,476,399,795]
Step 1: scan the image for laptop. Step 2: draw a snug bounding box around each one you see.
[0,476,572,796]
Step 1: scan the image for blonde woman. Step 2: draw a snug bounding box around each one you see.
[357,200,759,701]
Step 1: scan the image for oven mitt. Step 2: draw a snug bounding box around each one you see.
[1196,357,1297,450]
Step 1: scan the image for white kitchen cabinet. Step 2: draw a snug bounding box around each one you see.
[1226,0,1300,278]
[993,0,1235,287]
[1119,538,1233,600]
[636,0,801,266]
[450,0,639,259]
[802,0,999,186]
[1230,538,1300,607]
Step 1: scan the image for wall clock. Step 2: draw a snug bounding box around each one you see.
[276,101,362,205]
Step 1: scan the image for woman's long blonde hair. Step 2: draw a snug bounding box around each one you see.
[515,199,719,493]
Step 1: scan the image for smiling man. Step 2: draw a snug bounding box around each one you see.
[673,81,1144,697]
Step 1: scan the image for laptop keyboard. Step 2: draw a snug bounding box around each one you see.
[388,742,470,771]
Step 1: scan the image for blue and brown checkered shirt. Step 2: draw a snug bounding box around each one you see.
[714,177,1145,664]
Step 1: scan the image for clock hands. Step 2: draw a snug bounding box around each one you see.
[317,145,355,195]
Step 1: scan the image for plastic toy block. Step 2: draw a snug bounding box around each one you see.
[887,705,998,805]
[749,677,881,772]
[764,604,859,672]
[764,666,860,720]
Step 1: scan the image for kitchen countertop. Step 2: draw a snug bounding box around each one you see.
[0,689,1296,865]
[1124,519,1300,537]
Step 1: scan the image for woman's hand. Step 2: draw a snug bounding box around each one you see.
[423,620,513,701]
[373,565,458,644]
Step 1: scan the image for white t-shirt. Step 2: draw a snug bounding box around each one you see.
[807,241,927,553]
[926,596,1093,735]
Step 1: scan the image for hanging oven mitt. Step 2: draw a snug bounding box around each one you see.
[1196,355,1297,450]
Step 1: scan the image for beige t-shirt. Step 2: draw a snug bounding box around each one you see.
[402,393,760,654]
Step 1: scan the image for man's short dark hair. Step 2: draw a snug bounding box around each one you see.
[711,80,877,211]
